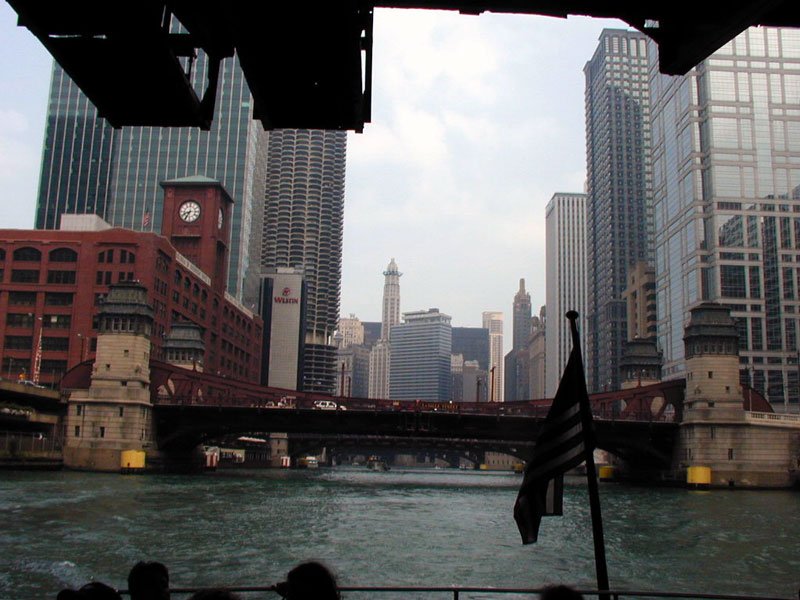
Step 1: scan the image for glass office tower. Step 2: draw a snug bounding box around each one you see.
[650,27,800,411]
[390,309,452,401]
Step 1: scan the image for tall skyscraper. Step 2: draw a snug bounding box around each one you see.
[258,267,305,389]
[36,50,267,301]
[381,258,402,338]
[369,258,401,399]
[584,29,653,393]
[259,128,347,394]
[545,192,588,397]
[451,327,490,371]
[529,307,547,399]
[512,279,532,350]
[390,309,452,401]
[481,311,504,401]
[650,27,800,411]
[335,314,369,398]
[505,279,532,402]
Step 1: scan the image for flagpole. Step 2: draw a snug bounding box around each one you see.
[566,310,610,599]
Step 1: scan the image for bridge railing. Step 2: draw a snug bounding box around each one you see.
[153,393,672,423]
[745,411,800,427]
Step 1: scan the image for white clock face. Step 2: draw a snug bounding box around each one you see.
[218,208,223,229]
[179,200,201,223]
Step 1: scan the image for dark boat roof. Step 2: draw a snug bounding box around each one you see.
[7,1,799,132]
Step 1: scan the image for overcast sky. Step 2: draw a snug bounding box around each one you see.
[0,4,627,353]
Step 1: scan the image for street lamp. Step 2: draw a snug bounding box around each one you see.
[77,333,87,363]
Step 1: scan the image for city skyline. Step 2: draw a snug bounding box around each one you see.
[1,5,627,352]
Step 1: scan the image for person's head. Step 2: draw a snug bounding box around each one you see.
[56,582,122,600]
[275,561,339,600]
[127,561,170,600]
[540,585,584,600]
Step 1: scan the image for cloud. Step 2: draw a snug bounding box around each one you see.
[0,108,40,227]
[375,9,500,108]
[349,105,450,168]
[0,109,36,179]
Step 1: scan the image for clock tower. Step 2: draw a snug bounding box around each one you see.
[160,176,233,293]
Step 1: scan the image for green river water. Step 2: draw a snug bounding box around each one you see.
[1,468,799,599]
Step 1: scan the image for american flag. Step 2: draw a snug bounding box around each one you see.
[142,211,151,228]
[513,315,592,544]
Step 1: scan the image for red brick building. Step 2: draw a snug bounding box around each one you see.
[0,177,262,387]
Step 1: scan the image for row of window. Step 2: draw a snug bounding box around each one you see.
[96,271,136,285]
[0,247,136,264]
[172,270,209,301]
[98,249,136,264]
[3,291,73,306]
[4,336,71,351]
[0,270,77,284]
[0,358,67,375]
[0,247,77,262]
[6,314,71,328]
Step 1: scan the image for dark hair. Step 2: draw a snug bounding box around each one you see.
[278,561,339,600]
[540,585,584,600]
[128,561,170,600]
[56,582,122,600]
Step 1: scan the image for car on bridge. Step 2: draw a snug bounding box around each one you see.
[264,396,296,408]
[313,400,345,410]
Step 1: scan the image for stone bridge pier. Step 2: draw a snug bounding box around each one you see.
[671,303,800,488]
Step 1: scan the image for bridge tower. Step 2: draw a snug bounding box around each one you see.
[676,303,753,486]
[682,303,745,419]
[164,323,205,372]
[63,282,155,471]
[663,302,800,488]
[619,338,662,390]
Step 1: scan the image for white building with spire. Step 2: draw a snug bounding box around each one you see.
[369,258,402,399]
[482,311,504,402]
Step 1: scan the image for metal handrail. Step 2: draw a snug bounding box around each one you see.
[130,585,795,600]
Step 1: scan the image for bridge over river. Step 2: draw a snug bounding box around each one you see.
[53,359,730,473]
[7,352,791,485]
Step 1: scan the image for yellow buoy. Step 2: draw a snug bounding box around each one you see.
[687,465,711,487]
[120,450,146,473]
[598,465,614,481]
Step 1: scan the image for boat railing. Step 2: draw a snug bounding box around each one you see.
[142,585,796,600]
